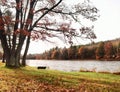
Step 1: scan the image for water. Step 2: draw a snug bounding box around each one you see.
[26,60,120,73]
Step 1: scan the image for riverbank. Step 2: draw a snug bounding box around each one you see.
[0,62,120,92]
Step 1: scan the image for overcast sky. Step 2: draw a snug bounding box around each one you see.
[27,0,120,54]
[92,0,120,42]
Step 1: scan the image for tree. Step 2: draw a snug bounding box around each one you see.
[116,42,120,60]
[61,47,68,60]
[78,46,87,59]
[87,47,96,59]
[68,46,77,59]
[95,42,105,60]
[51,49,60,59]
[104,41,114,60]
[0,0,98,67]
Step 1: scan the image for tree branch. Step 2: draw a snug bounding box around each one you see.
[35,8,48,14]
[30,0,63,31]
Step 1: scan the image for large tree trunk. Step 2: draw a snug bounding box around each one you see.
[5,52,21,68]
[0,33,25,68]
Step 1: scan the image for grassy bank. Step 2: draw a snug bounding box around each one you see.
[0,62,120,92]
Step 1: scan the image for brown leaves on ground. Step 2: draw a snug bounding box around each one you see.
[0,68,76,92]
[0,65,120,92]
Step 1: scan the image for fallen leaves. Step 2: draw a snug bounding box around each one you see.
[0,68,76,92]
[0,63,120,92]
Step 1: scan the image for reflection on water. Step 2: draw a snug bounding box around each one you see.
[26,60,120,73]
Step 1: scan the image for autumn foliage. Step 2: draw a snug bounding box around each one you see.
[0,0,98,67]
[33,40,120,61]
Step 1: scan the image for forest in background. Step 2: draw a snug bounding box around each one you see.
[0,38,120,61]
[25,38,120,61]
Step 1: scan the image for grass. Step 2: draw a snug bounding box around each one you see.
[0,62,120,92]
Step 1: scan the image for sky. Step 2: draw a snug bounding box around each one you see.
[27,0,120,54]
[92,0,120,42]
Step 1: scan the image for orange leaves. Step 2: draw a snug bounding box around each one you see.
[4,15,12,25]
[14,29,30,36]
[104,42,114,59]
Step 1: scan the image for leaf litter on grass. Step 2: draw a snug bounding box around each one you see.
[0,63,120,92]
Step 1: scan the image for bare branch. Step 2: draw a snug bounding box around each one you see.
[30,0,63,31]
[35,8,49,14]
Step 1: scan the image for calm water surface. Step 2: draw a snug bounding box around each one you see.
[26,60,120,73]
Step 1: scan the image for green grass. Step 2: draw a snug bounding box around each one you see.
[0,62,120,92]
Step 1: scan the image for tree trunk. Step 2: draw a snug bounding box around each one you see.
[2,53,5,63]
[5,51,21,68]
[22,36,30,66]
[0,9,26,68]
[0,34,23,68]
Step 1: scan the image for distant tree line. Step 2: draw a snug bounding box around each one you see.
[26,40,120,61]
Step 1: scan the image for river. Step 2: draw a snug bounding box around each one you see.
[26,60,120,73]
